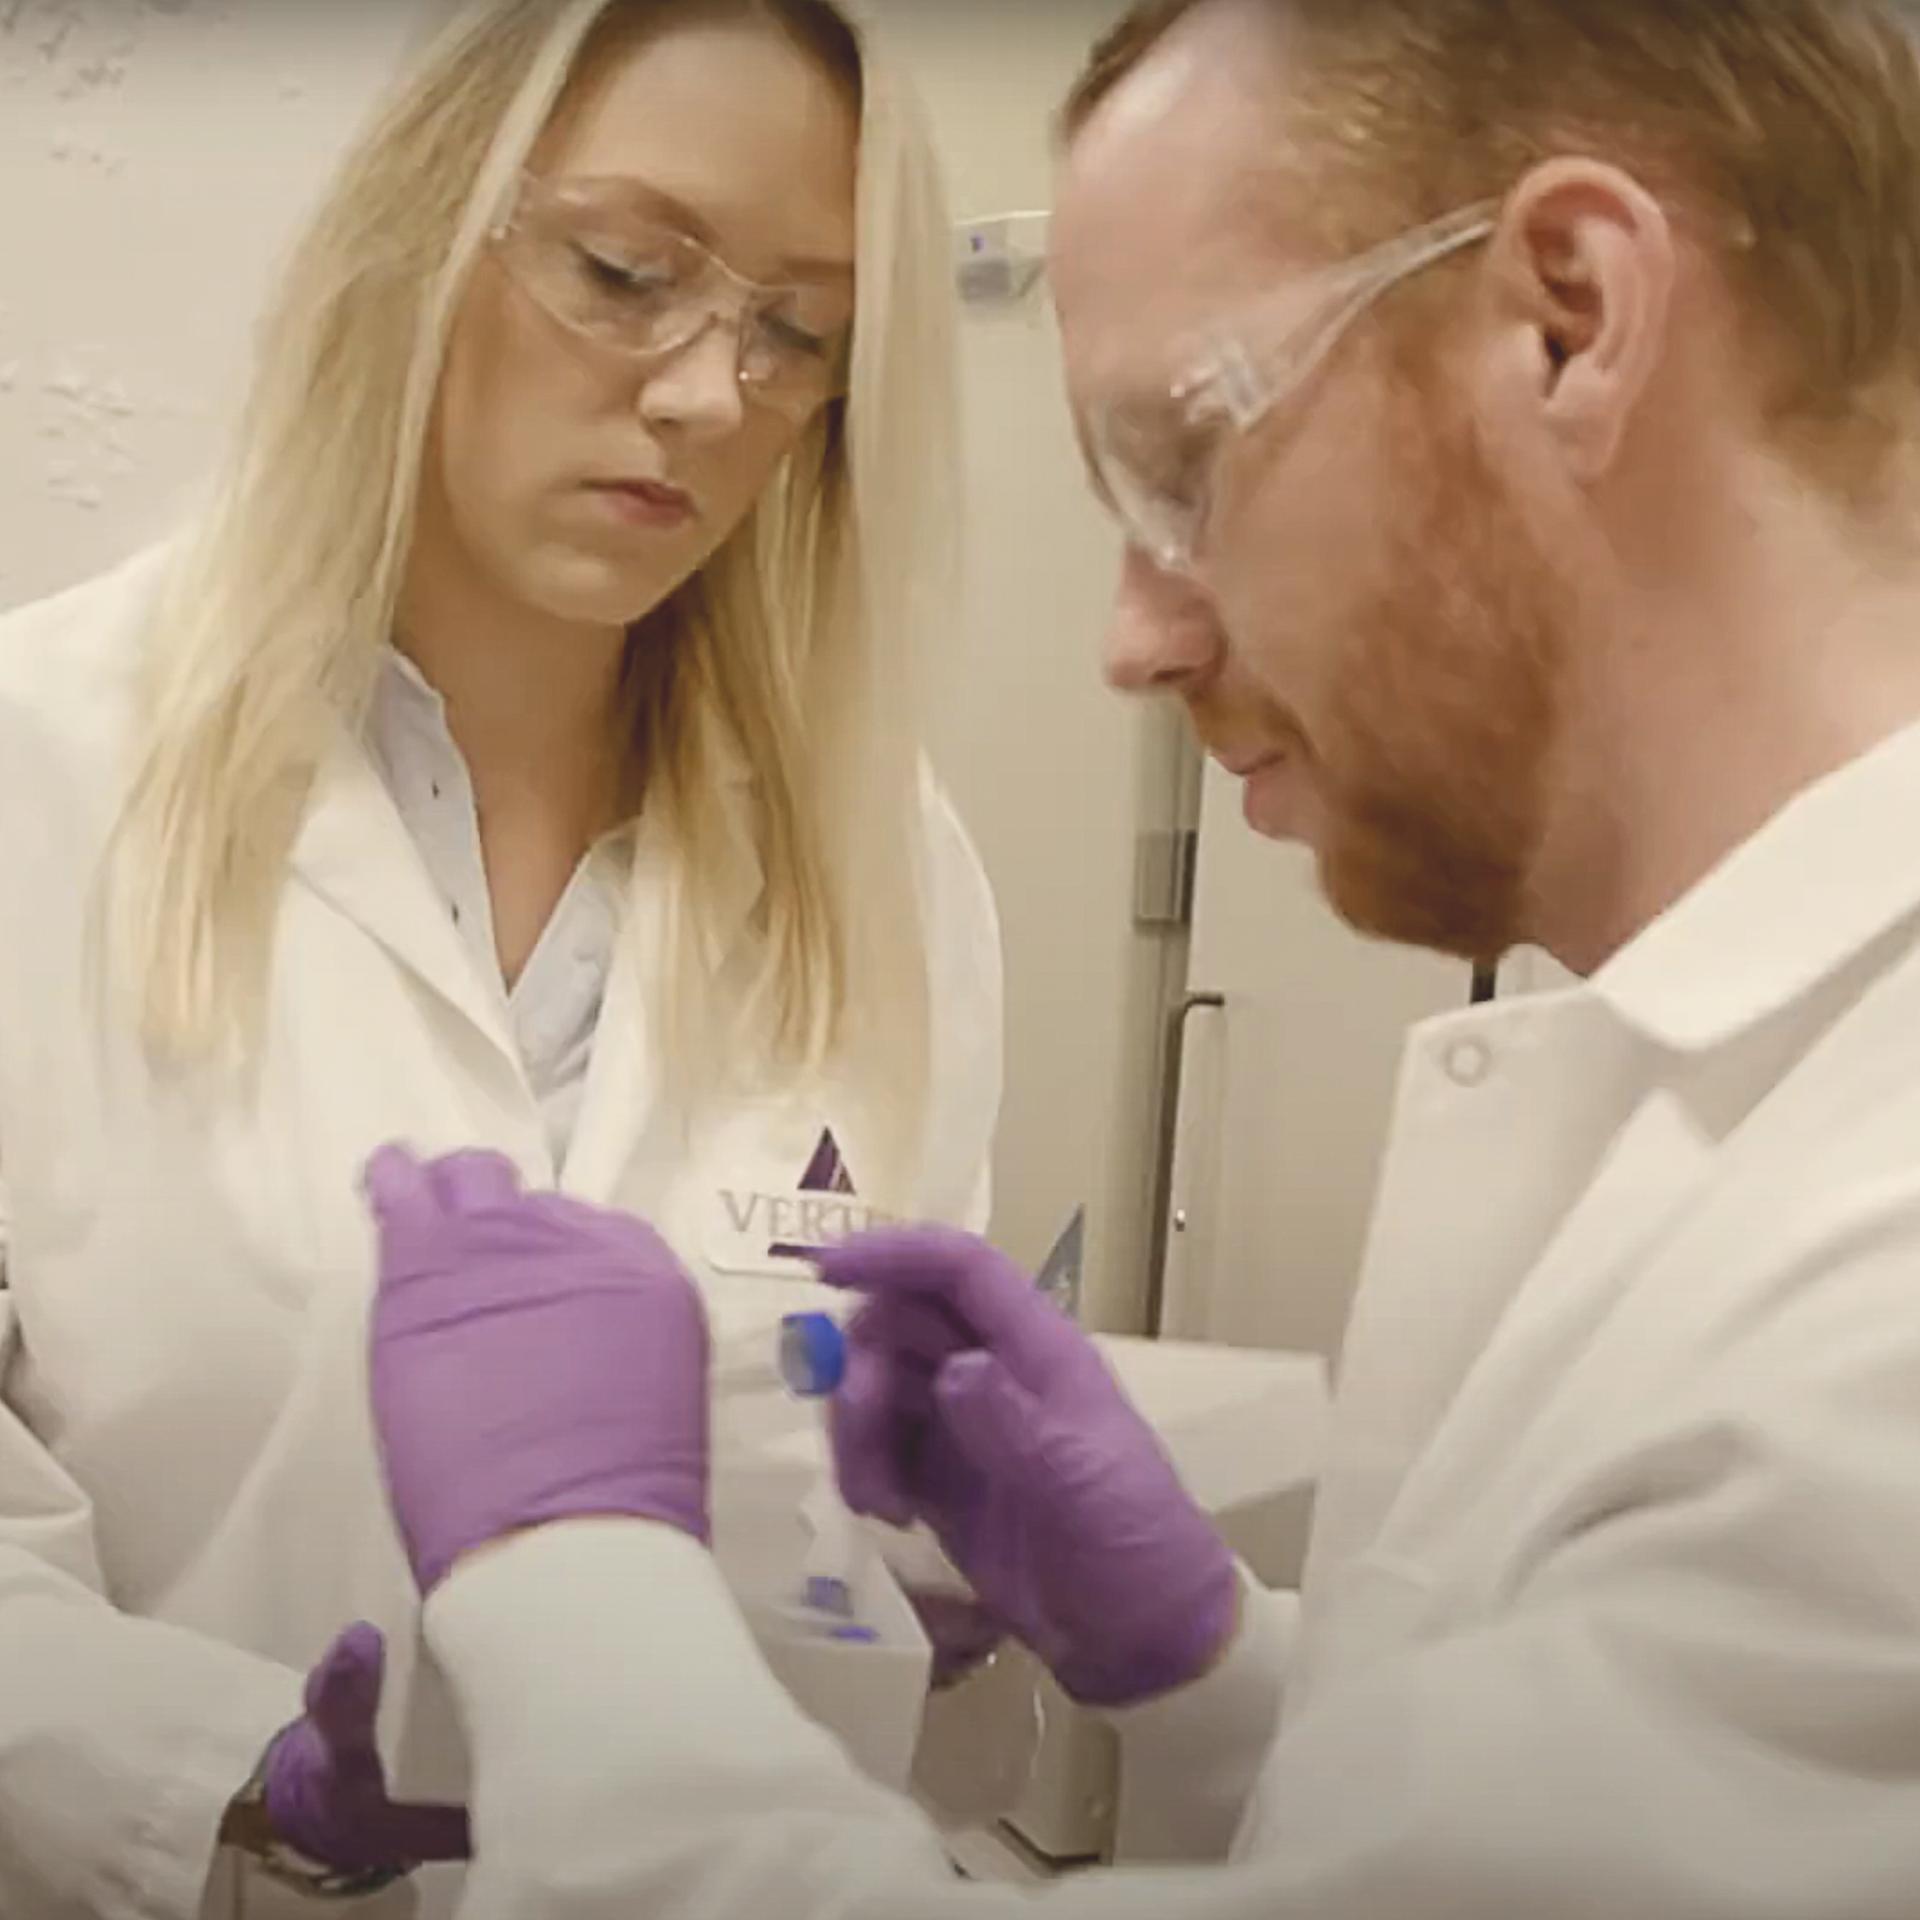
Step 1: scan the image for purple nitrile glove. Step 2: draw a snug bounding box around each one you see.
[364,1145,711,1596]
[261,1623,470,1874]
[817,1227,1239,1710]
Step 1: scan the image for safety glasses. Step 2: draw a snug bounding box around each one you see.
[489,172,855,422]
[1088,200,1500,575]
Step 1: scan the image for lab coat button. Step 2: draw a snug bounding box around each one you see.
[1444,1037,1494,1089]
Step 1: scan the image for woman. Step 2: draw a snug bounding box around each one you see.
[0,0,1000,1913]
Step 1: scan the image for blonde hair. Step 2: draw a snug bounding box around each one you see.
[1064,0,1920,483]
[109,0,957,1191]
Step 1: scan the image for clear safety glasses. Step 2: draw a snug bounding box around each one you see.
[1088,200,1500,576]
[489,172,855,422]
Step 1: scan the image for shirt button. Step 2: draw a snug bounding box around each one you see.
[1444,1037,1494,1089]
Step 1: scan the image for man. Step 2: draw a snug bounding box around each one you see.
[354,1,1920,1913]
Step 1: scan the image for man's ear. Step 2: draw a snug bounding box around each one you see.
[1487,160,1677,483]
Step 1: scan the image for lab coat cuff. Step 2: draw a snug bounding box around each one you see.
[426,1519,883,1872]
[428,1517,720,1646]
[142,1662,300,1920]
[425,1518,759,1749]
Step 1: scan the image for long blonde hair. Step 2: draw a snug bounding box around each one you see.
[108,0,957,1188]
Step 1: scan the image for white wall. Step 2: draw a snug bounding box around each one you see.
[868,0,1174,1327]
[0,0,436,605]
[0,0,1167,1326]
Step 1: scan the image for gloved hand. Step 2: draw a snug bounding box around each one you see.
[364,1145,711,1595]
[818,1227,1240,1709]
[261,1623,470,1874]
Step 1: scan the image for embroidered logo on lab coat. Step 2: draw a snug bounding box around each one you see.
[706,1127,894,1277]
[765,1129,858,1258]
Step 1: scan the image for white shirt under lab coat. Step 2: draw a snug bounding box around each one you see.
[364,648,631,1169]
[433,715,1920,1919]
[0,548,1003,1920]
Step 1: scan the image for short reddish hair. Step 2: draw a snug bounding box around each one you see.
[1062,0,1920,480]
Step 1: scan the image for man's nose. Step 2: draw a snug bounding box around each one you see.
[637,312,749,442]
[1102,548,1226,694]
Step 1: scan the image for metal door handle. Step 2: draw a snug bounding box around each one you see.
[1145,991,1227,1335]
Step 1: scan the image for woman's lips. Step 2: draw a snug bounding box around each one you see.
[588,480,697,530]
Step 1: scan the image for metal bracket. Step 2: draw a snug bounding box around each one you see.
[954,213,1051,306]
[1134,829,1199,930]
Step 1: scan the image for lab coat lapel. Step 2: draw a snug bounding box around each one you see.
[1313,934,1920,1621]
[1368,1084,1716,1574]
[560,869,665,1204]
[288,731,518,1067]
[562,781,765,1205]
[1294,1003,1714,1705]
[1300,994,1673,1594]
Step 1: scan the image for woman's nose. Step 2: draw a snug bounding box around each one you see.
[637,312,749,442]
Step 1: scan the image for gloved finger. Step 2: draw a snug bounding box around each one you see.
[814,1228,1098,1397]
[839,1315,938,1435]
[597,1207,699,1286]
[426,1151,525,1214]
[935,1350,1048,1486]
[817,1229,1083,1384]
[829,1342,918,1528]
[378,1801,473,1865]
[302,1623,385,1761]
[362,1144,446,1283]
[844,1293,972,1374]
[363,1144,431,1218]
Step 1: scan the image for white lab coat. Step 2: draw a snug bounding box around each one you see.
[429,717,1920,1919]
[0,548,1003,1920]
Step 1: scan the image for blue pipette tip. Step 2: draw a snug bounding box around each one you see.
[779,1313,847,1397]
[805,1575,855,1618]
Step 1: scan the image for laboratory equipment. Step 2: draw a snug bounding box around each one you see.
[708,1298,934,1789]
[718,1312,873,1638]
[1035,1207,1086,1319]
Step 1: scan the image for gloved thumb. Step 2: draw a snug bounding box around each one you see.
[303,1623,385,1761]
[935,1350,1048,1486]
[426,1150,526,1215]
[362,1144,443,1286]
[362,1145,428,1220]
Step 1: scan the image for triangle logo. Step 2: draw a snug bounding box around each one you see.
[796,1127,857,1198]
[769,1129,858,1258]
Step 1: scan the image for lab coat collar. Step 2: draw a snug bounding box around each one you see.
[289,726,521,1068]
[1590,718,1920,1055]
[379,645,442,716]
[292,648,769,1164]
[357,638,767,970]
[560,806,764,1203]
